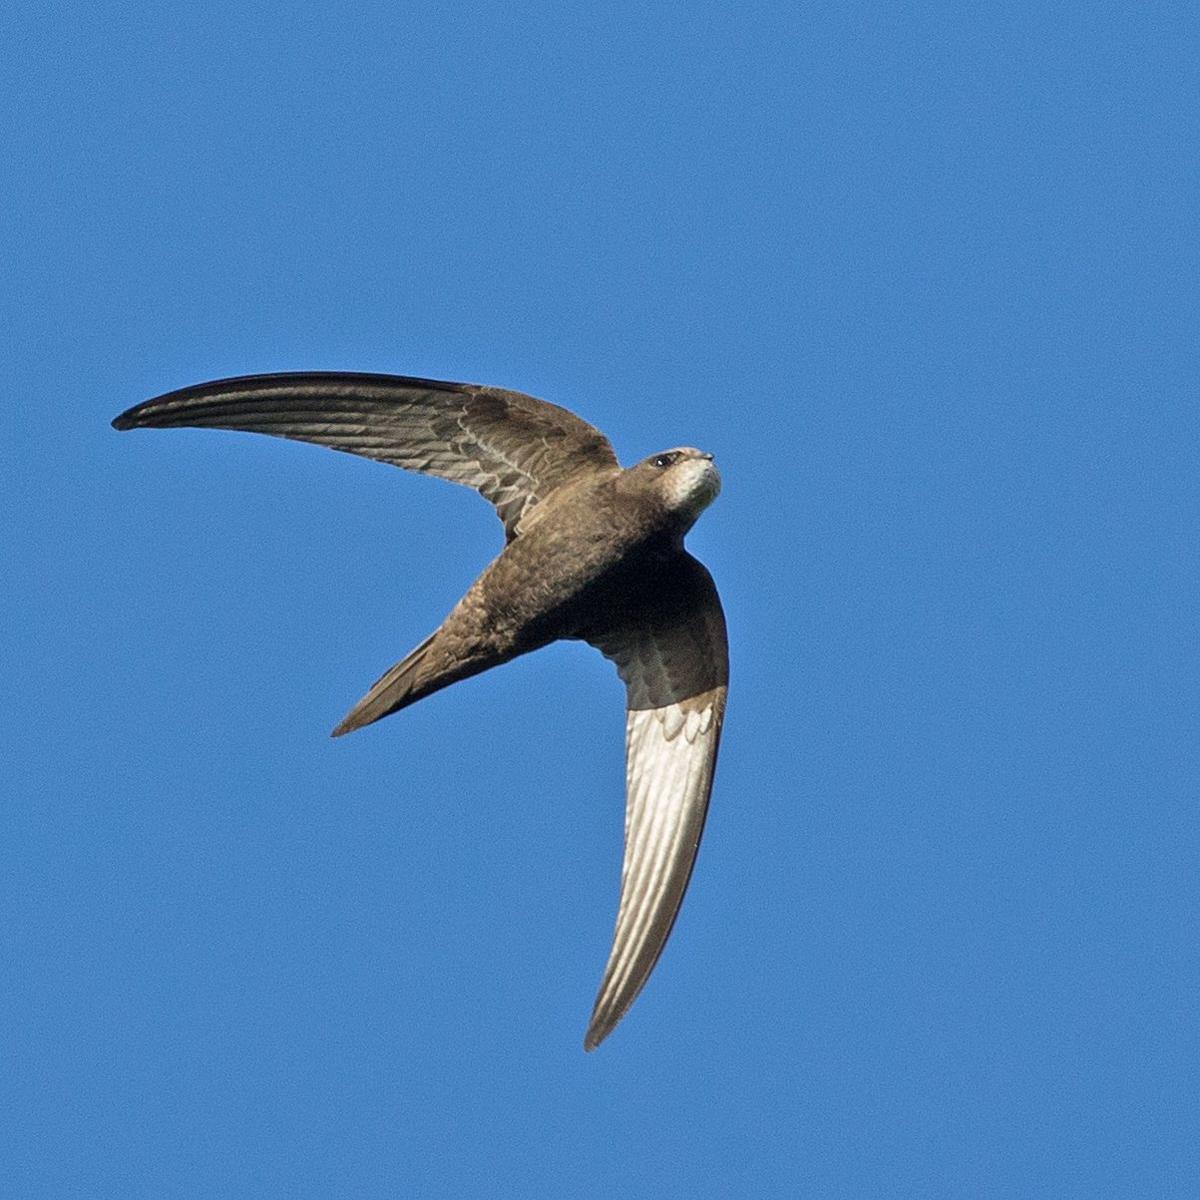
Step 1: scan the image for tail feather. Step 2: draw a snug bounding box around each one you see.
[332,633,440,736]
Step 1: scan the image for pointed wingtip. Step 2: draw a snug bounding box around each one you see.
[583,1015,613,1052]
[111,410,136,431]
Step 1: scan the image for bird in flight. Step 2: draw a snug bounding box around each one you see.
[113,372,728,1049]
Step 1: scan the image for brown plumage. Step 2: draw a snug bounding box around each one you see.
[113,372,728,1050]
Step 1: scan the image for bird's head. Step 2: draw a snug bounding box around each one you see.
[624,446,721,527]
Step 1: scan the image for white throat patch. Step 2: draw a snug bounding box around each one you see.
[663,458,721,519]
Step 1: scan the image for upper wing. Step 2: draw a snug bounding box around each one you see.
[582,553,728,1049]
[112,372,618,539]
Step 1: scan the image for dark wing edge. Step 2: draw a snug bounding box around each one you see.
[582,553,729,1050]
[112,372,618,538]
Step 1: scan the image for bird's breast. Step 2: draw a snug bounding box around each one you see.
[474,481,666,642]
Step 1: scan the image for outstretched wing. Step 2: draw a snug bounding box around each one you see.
[112,372,618,539]
[582,553,728,1049]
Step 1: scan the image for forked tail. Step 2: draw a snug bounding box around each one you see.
[331,633,442,736]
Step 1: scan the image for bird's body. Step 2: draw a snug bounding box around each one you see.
[340,455,717,732]
[113,372,727,1049]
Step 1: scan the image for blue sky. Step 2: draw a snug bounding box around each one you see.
[3,2,1196,1196]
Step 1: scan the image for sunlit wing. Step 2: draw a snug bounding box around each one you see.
[583,553,728,1049]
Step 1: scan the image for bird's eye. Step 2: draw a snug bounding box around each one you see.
[652,454,674,469]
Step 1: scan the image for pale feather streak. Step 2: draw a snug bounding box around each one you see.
[584,687,724,1049]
